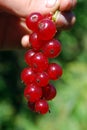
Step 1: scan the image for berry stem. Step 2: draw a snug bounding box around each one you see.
[52,10,59,22]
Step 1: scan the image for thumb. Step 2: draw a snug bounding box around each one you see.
[0,0,60,17]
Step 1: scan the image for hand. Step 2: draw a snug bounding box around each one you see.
[0,0,77,50]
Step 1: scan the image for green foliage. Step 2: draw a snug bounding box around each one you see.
[0,0,87,130]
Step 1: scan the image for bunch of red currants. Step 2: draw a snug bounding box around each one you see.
[21,12,63,114]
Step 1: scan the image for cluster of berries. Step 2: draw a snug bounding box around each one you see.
[21,12,63,114]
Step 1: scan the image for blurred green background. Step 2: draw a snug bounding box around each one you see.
[0,0,87,130]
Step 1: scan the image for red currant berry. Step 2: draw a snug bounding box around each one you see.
[21,67,35,84]
[42,39,61,58]
[24,49,35,66]
[26,12,43,31]
[35,99,49,114]
[31,52,49,72]
[37,19,56,40]
[24,83,42,102]
[30,32,43,51]
[28,101,35,112]
[47,63,63,80]
[35,72,49,87]
[42,84,57,100]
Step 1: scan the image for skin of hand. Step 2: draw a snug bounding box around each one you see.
[0,0,77,50]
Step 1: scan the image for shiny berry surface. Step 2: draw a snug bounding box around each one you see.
[35,99,49,114]
[42,84,57,100]
[35,72,49,87]
[30,32,43,51]
[42,39,61,58]
[24,49,35,66]
[38,19,56,40]
[26,12,43,31]
[47,63,63,80]
[24,83,42,102]
[21,67,35,84]
[21,12,64,114]
[31,52,49,72]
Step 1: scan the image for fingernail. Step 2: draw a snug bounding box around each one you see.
[56,12,68,27]
[46,0,57,8]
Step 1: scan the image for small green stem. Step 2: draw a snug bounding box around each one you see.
[52,10,59,22]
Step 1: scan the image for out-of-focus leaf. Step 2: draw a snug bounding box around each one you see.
[14,114,39,130]
[0,101,14,122]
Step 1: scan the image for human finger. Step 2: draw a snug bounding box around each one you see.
[55,11,76,29]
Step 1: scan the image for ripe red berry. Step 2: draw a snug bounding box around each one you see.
[42,39,61,58]
[24,49,35,66]
[21,12,64,114]
[30,32,43,51]
[24,83,42,102]
[35,99,49,114]
[35,72,49,87]
[42,84,57,100]
[21,67,35,84]
[47,63,63,80]
[31,52,49,72]
[37,19,56,40]
[26,12,43,31]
